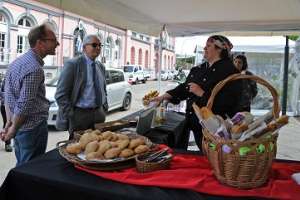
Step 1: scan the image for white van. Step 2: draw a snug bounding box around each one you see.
[123,65,146,84]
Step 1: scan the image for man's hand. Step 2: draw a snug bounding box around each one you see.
[0,129,6,141]
[188,82,205,97]
[0,121,15,142]
[3,126,16,141]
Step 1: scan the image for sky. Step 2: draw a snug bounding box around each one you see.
[175,36,294,55]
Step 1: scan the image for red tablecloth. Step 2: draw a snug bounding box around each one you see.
[76,153,300,200]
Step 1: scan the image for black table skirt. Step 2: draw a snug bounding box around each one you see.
[0,149,269,200]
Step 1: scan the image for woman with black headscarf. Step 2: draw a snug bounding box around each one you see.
[151,35,242,151]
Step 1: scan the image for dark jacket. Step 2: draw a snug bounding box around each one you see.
[237,70,258,112]
[167,59,242,119]
[55,55,107,130]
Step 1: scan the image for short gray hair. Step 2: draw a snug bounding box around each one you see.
[82,34,100,47]
[28,23,52,48]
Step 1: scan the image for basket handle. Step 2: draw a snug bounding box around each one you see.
[206,73,280,119]
[56,140,73,148]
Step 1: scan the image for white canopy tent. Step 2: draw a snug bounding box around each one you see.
[36,0,300,37]
[36,0,300,114]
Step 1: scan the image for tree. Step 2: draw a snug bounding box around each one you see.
[288,35,299,41]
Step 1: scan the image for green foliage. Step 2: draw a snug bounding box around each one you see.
[176,56,195,69]
[288,35,299,41]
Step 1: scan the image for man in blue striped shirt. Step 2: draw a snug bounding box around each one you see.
[0,23,59,166]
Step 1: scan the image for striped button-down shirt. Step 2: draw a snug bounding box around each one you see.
[5,49,50,131]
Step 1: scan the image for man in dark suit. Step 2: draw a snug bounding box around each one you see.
[55,34,107,139]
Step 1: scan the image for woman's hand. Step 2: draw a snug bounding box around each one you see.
[150,93,172,106]
[188,82,205,97]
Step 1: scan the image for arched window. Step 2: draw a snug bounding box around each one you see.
[164,55,167,70]
[114,38,121,61]
[105,36,113,62]
[17,17,33,27]
[138,48,142,65]
[0,13,7,62]
[97,32,104,42]
[73,27,85,56]
[154,53,159,74]
[168,56,170,69]
[17,36,29,53]
[17,16,36,54]
[154,53,159,75]
[130,46,135,65]
[144,50,149,68]
[0,14,6,23]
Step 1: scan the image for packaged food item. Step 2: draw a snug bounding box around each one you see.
[246,111,273,133]
[143,90,159,106]
[238,122,267,141]
[209,143,216,150]
[154,101,166,124]
[222,144,232,153]
[197,107,222,134]
[256,144,265,153]
[215,122,231,139]
[231,124,248,139]
[231,112,253,125]
[239,146,251,156]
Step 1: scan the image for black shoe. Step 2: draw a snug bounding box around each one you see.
[5,144,13,152]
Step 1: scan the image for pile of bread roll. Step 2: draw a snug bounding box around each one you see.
[66,129,150,160]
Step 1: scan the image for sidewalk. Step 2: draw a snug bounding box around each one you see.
[1,117,300,186]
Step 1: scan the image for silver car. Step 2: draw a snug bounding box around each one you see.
[46,68,132,127]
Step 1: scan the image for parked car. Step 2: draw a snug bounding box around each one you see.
[46,68,132,127]
[158,70,173,80]
[123,65,146,84]
[143,69,156,80]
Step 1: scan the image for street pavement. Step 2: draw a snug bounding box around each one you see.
[1,80,300,185]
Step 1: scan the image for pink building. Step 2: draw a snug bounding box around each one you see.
[0,0,175,79]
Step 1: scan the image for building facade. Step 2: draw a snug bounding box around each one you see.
[0,0,175,80]
[125,30,176,75]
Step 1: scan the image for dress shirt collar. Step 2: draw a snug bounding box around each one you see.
[30,49,44,66]
[84,53,96,66]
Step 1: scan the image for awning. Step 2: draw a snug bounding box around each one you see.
[35,0,300,37]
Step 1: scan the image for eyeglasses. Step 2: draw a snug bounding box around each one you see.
[87,43,103,48]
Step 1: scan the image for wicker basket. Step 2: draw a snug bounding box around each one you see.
[135,152,172,173]
[201,73,280,189]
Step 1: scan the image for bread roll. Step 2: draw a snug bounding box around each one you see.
[116,133,129,140]
[97,140,112,154]
[116,139,130,150]
[84,141,99,155]
[119,148,134,158]
[66,143,82,154]
[129,138,145,149]
[79,132,98,149]
[104,148,121,159]
[134,145,149,154]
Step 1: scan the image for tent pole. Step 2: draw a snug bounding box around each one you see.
[159,39,162,93]
[282,36,289,115]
